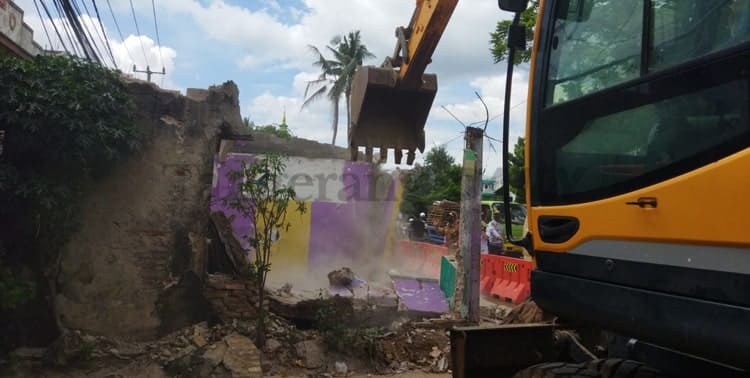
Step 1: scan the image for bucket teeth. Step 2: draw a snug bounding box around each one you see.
[407,150,416,165]
[348,145,418,165]
[379,147,388,163]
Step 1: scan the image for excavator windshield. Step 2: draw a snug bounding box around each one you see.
[531,0,750,206]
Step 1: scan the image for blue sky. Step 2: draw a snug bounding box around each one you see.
[17,0,529,177]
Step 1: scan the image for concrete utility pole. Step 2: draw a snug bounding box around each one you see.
[133,65,165,82]
[458,127,483,323]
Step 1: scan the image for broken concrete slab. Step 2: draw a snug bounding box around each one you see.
[391,277,449,315]
[294,339,325,369]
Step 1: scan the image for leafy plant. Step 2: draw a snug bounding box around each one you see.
[490,0,540,64]
[225,153,306,346]
[0,54,138,330]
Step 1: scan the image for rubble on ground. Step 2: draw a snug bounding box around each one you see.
[376,321,453,374]
[3,269,508,377]
[501,299,554,324]
[328,267,356,287]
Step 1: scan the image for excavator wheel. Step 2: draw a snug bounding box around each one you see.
[514,360,666,378]
[585,359,666,378]
[513,362,599,378]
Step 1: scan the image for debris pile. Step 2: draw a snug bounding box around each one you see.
[328,267,356,287]
[376,321,452,374]
[204,273,268,322]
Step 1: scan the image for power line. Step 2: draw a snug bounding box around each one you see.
[38,0,68,53]
[52,0,81,56]
[91,0,118,69]
[105,0,134,68]
[129,0,150,66]
[32,0,54,51]
[70,0,106,64]
[78,0,116,68]
[151,0,164,69]
[58,0,101,63]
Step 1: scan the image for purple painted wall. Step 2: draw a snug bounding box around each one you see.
[211,151,399,276]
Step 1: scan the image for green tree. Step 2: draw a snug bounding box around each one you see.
[508,137,526,203]
[490,0,539,64]
[242,116,256,129]
[0,54,139,335]
[303,31,375,145]
[400,146,462,216]
[225,154,306,347]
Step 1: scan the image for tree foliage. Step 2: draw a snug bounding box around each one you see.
[508,137,526,203]
[400,146,462,217]
[244,117,293,140]
[0,54,138,316]
[303,31,375,145]
[490,0,539,64]
[225,154,306,346]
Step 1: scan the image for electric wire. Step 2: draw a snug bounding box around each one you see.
[33,0,54,51]
[70,0,106,64]
[59,0,100,63]
[150,0,164,69]
[38,0,69,53]
[91,0,118,69]
[79,0,108,52]
[52,0,81,56]
[129,0,150,67]
[105,0,135,69]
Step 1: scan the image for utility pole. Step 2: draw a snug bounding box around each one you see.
[133,65,165,82]
[457,126,483,323]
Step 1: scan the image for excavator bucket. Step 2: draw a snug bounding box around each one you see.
[349,66,437,165]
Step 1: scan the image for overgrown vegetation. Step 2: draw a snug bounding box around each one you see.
[0,54,139,342]
[225,153,306,346]
[400,146,462,217]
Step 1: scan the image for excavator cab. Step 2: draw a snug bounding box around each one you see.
[348,0,458,165]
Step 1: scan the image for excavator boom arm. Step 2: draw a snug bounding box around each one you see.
[399,0,458,87]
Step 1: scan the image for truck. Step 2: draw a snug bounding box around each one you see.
[350,0,750,376]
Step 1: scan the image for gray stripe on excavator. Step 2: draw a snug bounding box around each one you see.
[569,240,750,275]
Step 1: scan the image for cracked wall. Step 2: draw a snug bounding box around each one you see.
[55,79,244,340]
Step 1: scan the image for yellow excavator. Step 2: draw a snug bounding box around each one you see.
[349,0,457,164]
[352,0,750,376]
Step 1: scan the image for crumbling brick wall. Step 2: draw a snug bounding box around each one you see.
[55,79,244,340]
[204,274,267,322]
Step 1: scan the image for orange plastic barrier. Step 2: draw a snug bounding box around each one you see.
[480,254,531,304]
[394,240,449,279]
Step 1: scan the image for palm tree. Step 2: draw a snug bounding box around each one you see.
[302,31,375,145]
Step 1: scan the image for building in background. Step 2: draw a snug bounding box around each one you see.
[0,0,43,58]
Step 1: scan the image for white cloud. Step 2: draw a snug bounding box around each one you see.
[247,72,338,143]
[17,2,180,91]
[155,0,512,79]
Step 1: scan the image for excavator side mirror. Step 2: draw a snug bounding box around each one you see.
[498,0,528,13]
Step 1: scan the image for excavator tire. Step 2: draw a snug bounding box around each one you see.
[585,359,666,378]
[513,362,599,378]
